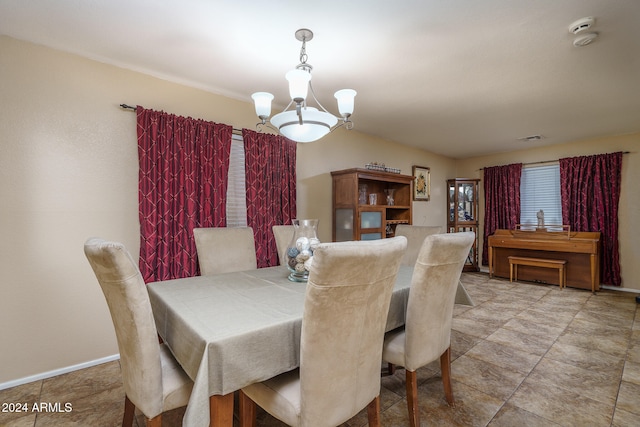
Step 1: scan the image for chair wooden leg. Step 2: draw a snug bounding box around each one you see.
[440,346,455,407]
[145,414,162,427]
[405,370,419,427]
[366,395,381,427]
[123,395,135,427]
[238,390,257,427]
[388,362,396,375]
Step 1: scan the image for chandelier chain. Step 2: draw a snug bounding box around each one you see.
[299,38,308,65]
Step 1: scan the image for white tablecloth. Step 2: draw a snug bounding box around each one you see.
[147,265,414,427]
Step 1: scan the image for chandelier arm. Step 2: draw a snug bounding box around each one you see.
[329,122,343,134]
[307,82,331,114]
[343,118,354,130]
[256,122,279,133]
[283,99,295,112]
[326,117,354,134]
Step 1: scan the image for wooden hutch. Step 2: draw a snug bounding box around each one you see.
[331,168,413,241]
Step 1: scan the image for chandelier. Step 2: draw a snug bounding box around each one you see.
[251,29,356,143]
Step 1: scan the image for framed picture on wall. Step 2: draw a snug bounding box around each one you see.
[412,165,430,201]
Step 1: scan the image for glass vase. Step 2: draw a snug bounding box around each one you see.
[286,219,320,282]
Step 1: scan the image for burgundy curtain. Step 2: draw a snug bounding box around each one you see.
[482,163,523,265]
[243,129,297,268]
[137,106,232,282]
[559,152,623,286]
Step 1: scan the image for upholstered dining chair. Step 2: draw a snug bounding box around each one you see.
[382,232,475,427]
[84,238,193,427]
[395,224,442,266]
[239,236,408,427]
[272,224,294,266]
[193,227,257,275]
[395,224,474,306]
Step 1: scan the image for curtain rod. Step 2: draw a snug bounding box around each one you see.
[120,103,243,135]
[478,151,631,170]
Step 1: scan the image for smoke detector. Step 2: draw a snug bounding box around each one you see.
[569,17,595,34]
[573,32,598,47]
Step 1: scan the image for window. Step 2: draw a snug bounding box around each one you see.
[520,164,562,226]
[225,134,247,227]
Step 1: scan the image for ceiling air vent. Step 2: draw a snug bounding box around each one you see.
[517,135,545,142]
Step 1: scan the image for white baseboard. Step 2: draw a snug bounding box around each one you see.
[0,354,120,391]
[601,285,640,294]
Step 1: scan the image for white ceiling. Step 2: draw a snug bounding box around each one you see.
[1,0,639,158]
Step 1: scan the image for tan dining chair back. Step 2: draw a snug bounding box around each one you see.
[240,236,408,427]
[84,238,192,427]
[396,224,474,306]
[382,231,475,427]
[193,227,257,275]
[272,224,294,266]
[395,224,443,266]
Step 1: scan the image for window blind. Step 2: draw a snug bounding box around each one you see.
[225,134,248,227]
[520,164,562,226]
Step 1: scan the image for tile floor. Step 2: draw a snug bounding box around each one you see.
[1,273,639,427]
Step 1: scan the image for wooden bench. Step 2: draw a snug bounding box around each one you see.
[508,256,567,289]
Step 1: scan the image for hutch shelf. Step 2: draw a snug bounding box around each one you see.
[332,168,413,241]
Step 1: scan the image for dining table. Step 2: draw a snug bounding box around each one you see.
[147,264,473,427]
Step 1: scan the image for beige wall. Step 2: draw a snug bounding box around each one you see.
[2,35,636,387]
[297,133,455,243]
[455,134,639,291]
[0,36,453,385]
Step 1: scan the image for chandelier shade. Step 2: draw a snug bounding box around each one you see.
[286,69,311,102]
[251,28,356,143]
[251,92,274,119]
[270,107,338,143]
[334,89,357,117]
